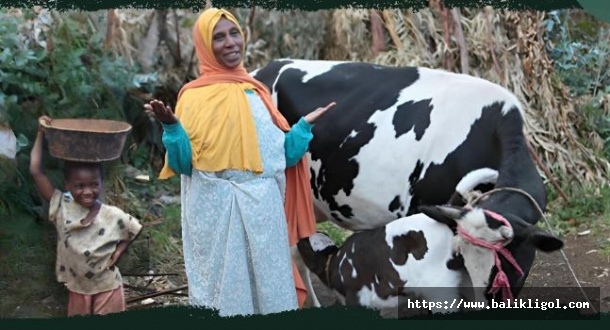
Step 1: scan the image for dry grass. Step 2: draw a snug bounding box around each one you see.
[326,6,610,188]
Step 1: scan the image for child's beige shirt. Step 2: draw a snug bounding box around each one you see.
[48,189,142,295]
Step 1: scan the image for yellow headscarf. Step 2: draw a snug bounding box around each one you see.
[159,8,268,178]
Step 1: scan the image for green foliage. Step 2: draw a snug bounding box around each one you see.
[552,187,608,221]
[581,96,610,157]
[317,221,351,246]
[148,204,183,261]
[0,10,176,316]
[132,143,152,169]
[545,11,610,159]
[0,212,66,317]
[101,166,183,274]
[547,182,610,256]
[1,12,133,124]
[545,11,610,97]
[545,183,610,236]
[0,9,162,216]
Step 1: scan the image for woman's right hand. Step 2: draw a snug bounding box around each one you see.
[144,100,178,125]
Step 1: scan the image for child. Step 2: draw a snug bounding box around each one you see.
[30,115,142,316]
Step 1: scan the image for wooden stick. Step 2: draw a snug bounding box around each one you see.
[126,285,189,304]
[430,0,453,71]
[121,272,181,277]
[127,301,163,310]
[142,219,163,227]
[123,283,156,294]
[184,47,196,85]
[104,9,116,50]
[169,292,189,297]
[381,10,403,51]
[440,5,452,71]
[451,8,469,74]
[370,9,385,56]
[173,9,181,66]
[485,7,504,84]
[246,6,256,42]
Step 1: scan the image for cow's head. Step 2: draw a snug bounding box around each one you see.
[297,231,339,284]
[419,205,563,302]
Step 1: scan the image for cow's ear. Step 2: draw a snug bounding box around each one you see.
[419,205,463,228]
[505,214,564,252]
[527,227,564,252]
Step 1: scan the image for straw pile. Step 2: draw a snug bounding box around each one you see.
[321,5,610,188]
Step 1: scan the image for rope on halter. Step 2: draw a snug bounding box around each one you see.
[456,209,524,302]
[465,187,597,313]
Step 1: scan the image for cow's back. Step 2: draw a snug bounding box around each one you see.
[252,59,528,231]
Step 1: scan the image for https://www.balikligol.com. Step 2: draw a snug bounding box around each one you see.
[406,298,591,311]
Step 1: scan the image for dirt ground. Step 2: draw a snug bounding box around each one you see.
[525,232,610,313]
[127,231,610,315]
[7,231,610,317]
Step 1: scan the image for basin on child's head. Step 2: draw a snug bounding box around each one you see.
[40,118,132,162]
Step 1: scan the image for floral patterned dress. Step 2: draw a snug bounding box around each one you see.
[178,90,299,316]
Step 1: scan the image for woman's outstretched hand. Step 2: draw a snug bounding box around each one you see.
[144,100,178,125]
[304,102,336,124]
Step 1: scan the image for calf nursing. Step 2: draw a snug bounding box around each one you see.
[297,204,563,314]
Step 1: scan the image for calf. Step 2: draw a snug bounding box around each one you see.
[297,205,563,314]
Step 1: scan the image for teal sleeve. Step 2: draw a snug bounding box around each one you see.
[161,122,192,176]
[284,117,314,167]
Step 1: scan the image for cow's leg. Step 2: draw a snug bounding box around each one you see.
[344,291,361,307]
[299,200,327,305]
[290,245,322,307]
[303,264,321,307]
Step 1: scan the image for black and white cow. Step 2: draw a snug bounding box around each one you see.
[250,59,549,301]
[297,205,563,314]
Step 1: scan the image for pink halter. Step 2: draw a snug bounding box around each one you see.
[456,209,524,302]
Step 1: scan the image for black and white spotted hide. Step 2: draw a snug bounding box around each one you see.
[297,204,564,314]
[297,213,466,314]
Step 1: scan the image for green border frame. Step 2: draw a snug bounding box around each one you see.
[1,0,609,328]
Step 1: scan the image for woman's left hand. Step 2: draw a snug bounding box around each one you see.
[304,102,336,124]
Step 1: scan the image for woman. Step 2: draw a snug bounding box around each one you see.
[145,8,334,316]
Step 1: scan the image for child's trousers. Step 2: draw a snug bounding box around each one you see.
[67,284,126,316]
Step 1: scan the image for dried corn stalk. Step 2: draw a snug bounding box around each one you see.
[327,6,610,188]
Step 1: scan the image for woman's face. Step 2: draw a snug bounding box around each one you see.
[211,17,244,69]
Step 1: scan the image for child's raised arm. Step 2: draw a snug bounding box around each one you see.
[29,116,56,203]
